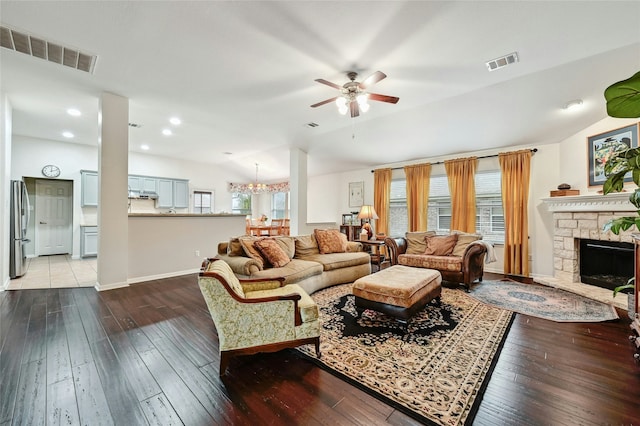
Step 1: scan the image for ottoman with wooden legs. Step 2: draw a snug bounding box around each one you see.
[352,265,442,326]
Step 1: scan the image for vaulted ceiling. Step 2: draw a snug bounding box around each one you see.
[1,1,639,182]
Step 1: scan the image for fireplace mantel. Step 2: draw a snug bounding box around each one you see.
[542,192,634,212]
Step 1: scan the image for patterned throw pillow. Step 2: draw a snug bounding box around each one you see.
[239,237,265,269]
[405,231,437,254]
[450,230,482,257]
[314,229,348,254]
[254,238,291,268]
[424,234,459,256]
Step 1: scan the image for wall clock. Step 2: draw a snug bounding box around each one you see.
[42,164,61,178]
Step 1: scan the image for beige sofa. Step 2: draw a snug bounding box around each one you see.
[215,233,371,295]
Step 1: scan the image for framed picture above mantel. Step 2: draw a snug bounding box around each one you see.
[587,123,639,187]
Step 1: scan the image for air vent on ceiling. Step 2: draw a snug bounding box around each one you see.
[485,52,519,72]
[128,122,142,128]
[0,24,97,74]
[305,122,319,128]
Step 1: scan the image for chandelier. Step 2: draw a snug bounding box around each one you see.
[247,163,267,194]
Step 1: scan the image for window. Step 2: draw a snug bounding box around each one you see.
[389,180,408,237]
[271,192,289,219]
[193,191,212,214]
[388,169,505,244]
[231,193,251,215]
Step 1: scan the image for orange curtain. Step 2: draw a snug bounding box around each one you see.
[373,168,391,236]
[404,163,431,231]
[499,149,532,276]
[445,157,477,233]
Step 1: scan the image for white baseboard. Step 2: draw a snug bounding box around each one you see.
[127,268,200,285]
[95,280,129,292]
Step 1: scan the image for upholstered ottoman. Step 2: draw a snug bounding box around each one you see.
[352,265,442,325]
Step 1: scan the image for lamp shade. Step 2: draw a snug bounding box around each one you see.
[357,205,379,220]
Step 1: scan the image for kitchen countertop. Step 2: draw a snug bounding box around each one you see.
[128,213,245,217]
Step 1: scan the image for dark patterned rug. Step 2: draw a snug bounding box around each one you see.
[296,283,514,426]
[468,280,619,322]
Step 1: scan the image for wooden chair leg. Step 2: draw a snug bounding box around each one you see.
[219,352,231,376]
[314,337,321,358]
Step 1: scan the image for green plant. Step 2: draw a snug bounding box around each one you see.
[613,277,635,298]
[604,71,640,118]
[602,146,640,234]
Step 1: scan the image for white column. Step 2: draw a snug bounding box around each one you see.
[96,93,129,291]
[0,93,12,289]
[289,148,307,236]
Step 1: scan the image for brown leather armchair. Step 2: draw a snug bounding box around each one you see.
[384,236,487,292]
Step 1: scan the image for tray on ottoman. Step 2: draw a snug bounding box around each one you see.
[352,265,442,325]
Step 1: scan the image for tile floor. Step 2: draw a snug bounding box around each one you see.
[6,255,97,290]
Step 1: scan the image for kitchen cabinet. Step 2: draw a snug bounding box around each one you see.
[129,176,158,193]
[81,170,98,207]
[156,179,174,208]
[81,226,98,257]
[156,178,189,209]
[173,180,189,208]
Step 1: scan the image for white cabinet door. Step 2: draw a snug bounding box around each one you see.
[81,226,98,257]
[173,180,189,208]
[128,176,141,191]
[142,178,157,193]
[156,179,174,208]
[81,171,98,207]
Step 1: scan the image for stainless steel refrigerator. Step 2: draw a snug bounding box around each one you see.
[9,180,30,279]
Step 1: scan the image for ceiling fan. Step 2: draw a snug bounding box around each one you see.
[310,71,399,118]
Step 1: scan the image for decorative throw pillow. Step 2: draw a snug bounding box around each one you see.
[272,236,295,259]
[424,234,459,256]
[227,237,245,257]
[405,231,437,254]
[238,237,265,269]
[294,234,320,257]
[254,239,291,268]
[450,230,482,257]
[314,229,348,254]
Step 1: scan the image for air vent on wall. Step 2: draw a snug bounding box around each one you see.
[128,122,143,128]
[485,52,519,72]
[0,24,97,74]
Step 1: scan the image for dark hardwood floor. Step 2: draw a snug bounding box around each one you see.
[1,273,639,425]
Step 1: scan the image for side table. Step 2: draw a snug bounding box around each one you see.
[358,239,388,272]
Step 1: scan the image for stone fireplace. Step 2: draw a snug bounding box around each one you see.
[541,192,635,309]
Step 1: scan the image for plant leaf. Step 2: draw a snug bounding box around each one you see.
[604,71,640,118]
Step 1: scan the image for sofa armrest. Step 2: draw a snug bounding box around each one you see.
[240,277,286,292]
[460,243,487,276]
[346,241,364,252]
[384,237,407,265]
[215,254,261,276]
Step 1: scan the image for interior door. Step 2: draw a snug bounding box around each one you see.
[35,179,73,256]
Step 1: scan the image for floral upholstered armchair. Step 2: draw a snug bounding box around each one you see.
[198,258,321,376]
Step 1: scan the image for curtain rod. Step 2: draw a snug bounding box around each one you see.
[371,148,538,173]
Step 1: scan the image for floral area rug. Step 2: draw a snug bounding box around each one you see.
[468,280,619,322]
[296,283,514,426]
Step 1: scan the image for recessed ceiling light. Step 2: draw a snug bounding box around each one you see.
[62,131,74,138]
[141,144,150,150]
[67,108,81,117]
[162,129,172,136]
[563,99,584,111]
[169,117,182,125]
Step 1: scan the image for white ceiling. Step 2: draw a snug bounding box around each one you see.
[1,1,639,182]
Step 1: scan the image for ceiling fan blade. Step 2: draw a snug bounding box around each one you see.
[359,71,387,89]
[368,93,400,104]
[350,102,360,118]
[315,78,342,90]
[310,97,338,108]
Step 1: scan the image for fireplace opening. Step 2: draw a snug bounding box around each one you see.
[579,239,633,291]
